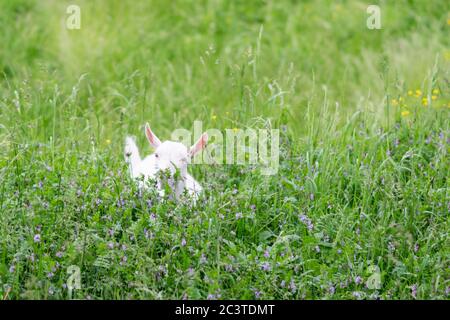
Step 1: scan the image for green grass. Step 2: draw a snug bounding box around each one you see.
[0,0,449,299]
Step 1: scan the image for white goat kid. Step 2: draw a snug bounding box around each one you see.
[124,123,208,201]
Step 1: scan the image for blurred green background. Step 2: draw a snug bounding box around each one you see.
[0,0,449,300]
[0,0,448,149]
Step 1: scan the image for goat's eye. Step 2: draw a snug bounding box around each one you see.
[155,153,159,158]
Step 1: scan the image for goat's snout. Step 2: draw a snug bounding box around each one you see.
[157,160,176,174]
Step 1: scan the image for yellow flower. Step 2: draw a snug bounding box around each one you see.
[431,95,438,101]
[407,90,413,96]
[422,98,428,106]
[447,18,450,25]
[432,89,440,95]
[232,127,239,133]
[105,139,111,145]
[415,89,422,97]
[401,110,410,117]
[211,115,217,121]
[391,99,399,106]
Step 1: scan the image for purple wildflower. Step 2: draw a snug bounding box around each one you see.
[394,138,399,148]
[261,262,271,271]
[355,276,363,285]
[299,214,314,231]
[411,284,417,299]
[329,286,336,295]
[225,264,234,272]
[181,238,187,246]
[388,242,395,252]
[289,280,297,293]
[34,234,41,243]
[116,198,126,209]
[235,212,243,219]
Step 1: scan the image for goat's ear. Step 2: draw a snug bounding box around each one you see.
[189,132,208,157]
[144,123,161,149]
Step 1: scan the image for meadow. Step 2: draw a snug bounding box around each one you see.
[0,0,449,299]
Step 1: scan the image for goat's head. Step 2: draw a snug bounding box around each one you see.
[144,123,208,189]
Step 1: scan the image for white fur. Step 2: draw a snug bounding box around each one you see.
[124,124,207,202]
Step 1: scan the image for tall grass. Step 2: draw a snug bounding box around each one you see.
[0,0,448,299]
